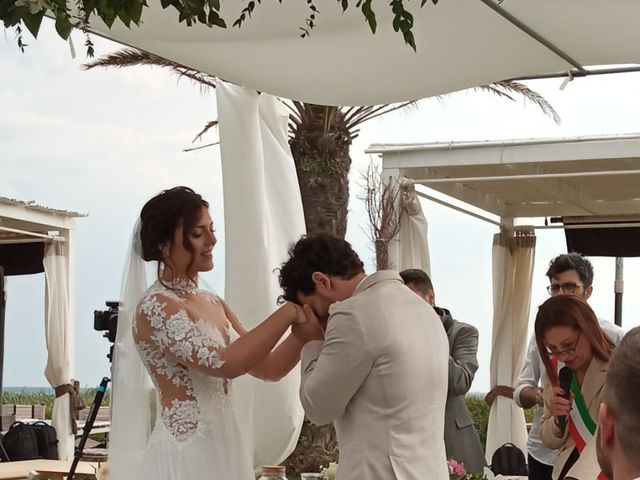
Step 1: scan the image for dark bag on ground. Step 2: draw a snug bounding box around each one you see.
[0,421,58,461]
[30,421,59,459]
[490,442,528,476]
[1,421,40,461]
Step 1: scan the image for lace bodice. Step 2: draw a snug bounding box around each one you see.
[133,278,240,442]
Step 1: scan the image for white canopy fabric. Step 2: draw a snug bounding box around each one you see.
[485,228,535,461]
[0,199,81,461]
[43,241,74,460]
[389,181,431,275]
[217,81,305,468]
[88,0,640,106]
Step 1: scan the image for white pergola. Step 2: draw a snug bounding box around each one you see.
[0,197,85,460]
[367,132,640,462]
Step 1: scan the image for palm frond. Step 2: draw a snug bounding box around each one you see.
[474,85,515,102]
[482,80,561,125]
[343,101,417,130]
[192,120,219,143]
[83,48,218,90]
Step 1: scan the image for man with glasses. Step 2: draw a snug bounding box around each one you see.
[513,253,624,480]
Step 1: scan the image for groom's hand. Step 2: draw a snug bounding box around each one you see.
[292,305,325,343]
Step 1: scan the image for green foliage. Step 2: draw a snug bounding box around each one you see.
[1,0,441,55]
[465,395,490,448]
[466,394,535,450]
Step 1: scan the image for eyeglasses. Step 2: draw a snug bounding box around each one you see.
[544,331,582,358]
[546,282,585,296]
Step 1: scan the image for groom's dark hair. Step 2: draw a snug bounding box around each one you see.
[278,233,364,304]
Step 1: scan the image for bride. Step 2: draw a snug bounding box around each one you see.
[117,186,304,479]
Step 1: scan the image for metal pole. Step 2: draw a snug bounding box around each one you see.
[614,257,624,327]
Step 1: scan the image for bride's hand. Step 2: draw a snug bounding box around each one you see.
[292,305,324,343]
[291,303,307,324]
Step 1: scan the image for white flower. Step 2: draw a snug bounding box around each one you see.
[15,0,48,14]
[482,467,505,480]
[319,462,338,480]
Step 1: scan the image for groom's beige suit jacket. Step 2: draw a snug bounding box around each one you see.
[300,271,450,480]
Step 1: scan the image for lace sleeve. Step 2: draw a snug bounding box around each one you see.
[135,292,227,372]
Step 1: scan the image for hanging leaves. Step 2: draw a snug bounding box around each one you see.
[1,0,441,55]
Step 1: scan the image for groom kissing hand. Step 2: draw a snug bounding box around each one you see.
[278,233,450,480]
[292,304,325,343]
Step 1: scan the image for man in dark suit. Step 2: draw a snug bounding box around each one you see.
[400,269,486,474]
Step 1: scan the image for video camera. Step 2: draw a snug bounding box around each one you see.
[94,301,119,343]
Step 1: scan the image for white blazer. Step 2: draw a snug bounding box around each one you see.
[299,271,450,480]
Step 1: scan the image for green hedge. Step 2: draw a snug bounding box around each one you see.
[466,394,535,449]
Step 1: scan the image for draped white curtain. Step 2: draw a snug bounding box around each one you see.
[217,80,305,468]
[485,227,536,462]
[43,241,74,460]
[389,180,431,275]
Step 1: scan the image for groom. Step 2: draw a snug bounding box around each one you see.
[279,233,449,480]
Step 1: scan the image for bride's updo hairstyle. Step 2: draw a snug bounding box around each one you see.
[140,186,209,266]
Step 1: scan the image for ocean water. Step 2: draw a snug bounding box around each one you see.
[3,386,54,394]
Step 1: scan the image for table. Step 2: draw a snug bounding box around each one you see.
[0,459,99,479]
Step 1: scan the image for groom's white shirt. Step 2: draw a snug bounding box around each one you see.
[300,270,449,480]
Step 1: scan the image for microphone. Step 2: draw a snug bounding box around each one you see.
[558,366,573,433]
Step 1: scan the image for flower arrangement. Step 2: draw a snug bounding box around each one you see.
[448,459,503,480]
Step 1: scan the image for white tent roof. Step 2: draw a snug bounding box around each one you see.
[368,133,640,219]
[88,0,640,106]
[0,196,84,243]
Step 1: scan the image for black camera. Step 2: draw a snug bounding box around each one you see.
[94,301,119,343]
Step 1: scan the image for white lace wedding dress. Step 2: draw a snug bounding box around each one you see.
[131,278,254,479]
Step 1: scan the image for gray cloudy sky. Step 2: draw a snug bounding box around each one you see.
[2,20,640,392]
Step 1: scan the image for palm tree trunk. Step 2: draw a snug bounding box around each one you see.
[289,104,352,238]
[283,103,351,474]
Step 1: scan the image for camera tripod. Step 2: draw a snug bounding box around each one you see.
[67,377,110,480]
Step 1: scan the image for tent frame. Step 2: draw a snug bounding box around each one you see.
[0,197,83,460]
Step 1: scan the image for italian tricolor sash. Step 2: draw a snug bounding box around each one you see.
[568,376,596,452]
[551,358,608,480]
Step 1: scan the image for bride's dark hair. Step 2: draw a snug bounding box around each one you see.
[140,186,209,277]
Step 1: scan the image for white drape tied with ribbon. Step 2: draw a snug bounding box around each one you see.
[217,80,305,468]
[389,179,431,275]
[485,226,536,462]
[43,241,74,460]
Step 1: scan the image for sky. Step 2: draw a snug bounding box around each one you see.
[1,20,640,392]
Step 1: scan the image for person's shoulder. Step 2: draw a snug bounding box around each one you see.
[200,289,221,304]
[596,317,625,343]
[137,281,181,312]
[454,320,478,336]
[454,319,478,335]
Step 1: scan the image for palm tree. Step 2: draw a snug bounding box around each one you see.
[85,49,559,240]
[85,49,559,474]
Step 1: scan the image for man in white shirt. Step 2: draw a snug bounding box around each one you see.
[597,326,640,480]
[513,253,624,480]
